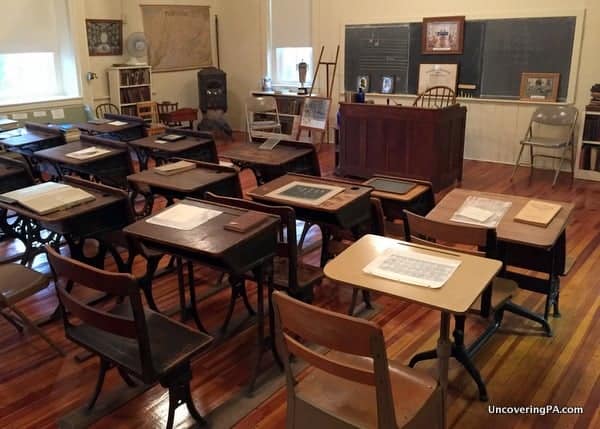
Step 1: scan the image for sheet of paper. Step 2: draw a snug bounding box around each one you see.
[363,246,461,288]
[66,146,112,160]
[51,109,65,120]
[154,139,167,144]
[108,120,128,126]
[450,196,512,227]
[146,204,222,230]
[33,111,47,118]
[11,113,27,120]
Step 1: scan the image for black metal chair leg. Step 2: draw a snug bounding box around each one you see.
[187,261,207,333]
[165,389,177,429]
[362,290,372,309]
[408,349,438,367]
[118,368,137,387]
[184,383,207,426]
[453,345,488,401]
[240,280,256,316]
[139,257,160,312]
[348,288,359,315]
[220,283,239,334]
[87,359,110,410]
[1,310,23,332]
[503,301,552,337]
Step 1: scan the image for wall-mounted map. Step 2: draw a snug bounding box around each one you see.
[141,5,212,72]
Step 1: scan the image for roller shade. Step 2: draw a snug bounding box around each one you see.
[0,0,60,53]
[271,0,311,48]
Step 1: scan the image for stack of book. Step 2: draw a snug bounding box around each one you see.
[0,118,19,132]
[48,123,81,142]
[586,84,600,112]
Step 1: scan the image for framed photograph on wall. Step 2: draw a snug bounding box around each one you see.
[519,73,560,102]
[357,75,370,92]
[422,16,465,55]
[418,64,458,94]
[381,75,395,94]
[85,19,123,56]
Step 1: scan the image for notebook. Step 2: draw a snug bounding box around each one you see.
[514,200,562,227]
[224,211,269,232]
[66,146,112,160]
[154,160,196,176]
[2,182,95,215]
[162,134,186,142]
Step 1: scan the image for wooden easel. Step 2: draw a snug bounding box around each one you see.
[296,45,340,146]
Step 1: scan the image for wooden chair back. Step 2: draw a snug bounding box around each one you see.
[136,101,159,124]
[413,86,457,108]
[95,103,120,118]
[370,197,386,236]
[157,101,180,126]
[272,291,397,428]
[403,211,496,257]
[204,193,300,289]
[45,246,154,377]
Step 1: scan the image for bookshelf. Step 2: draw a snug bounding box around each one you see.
[576,109,600,181]
[108,66,152,117]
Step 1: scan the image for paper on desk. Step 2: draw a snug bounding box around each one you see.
[66,146,111,160]
[451,196,512,227]
[363,245,461,288]
[108,120,128,126]
[146,204,222,230]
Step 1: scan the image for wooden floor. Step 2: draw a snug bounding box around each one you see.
[1,139,599,429]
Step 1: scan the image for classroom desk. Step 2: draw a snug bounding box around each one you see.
[123,198,280,393]
[427,188,573,322]
[324,234,502,429]
[74,120,142,136]
[247,173,372,266]
[219,140,318,184]
[74,114,145,142]
[127,160,242,210]
[0,160,32,194]
[0,177,130,266]
[128,132,217,170]
[33,140,130,188]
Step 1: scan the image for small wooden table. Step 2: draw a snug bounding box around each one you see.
[124,198,280,392]
[324,234,502,429]
[33,140,130,188]
[128,132,217,170]
[427,188,573,321]
[219,139,318,184]
[127,161,242,208]
[248,173,372,266]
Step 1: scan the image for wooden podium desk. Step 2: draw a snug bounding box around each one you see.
[337,102,467,192]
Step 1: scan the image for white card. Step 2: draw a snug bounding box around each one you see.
[51,109,65,119]
[33,111,47,118]
[12,113,27,120]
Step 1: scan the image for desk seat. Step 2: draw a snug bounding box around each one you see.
[295,351,440,429]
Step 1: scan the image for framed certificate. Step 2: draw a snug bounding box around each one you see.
[417,63,458,94]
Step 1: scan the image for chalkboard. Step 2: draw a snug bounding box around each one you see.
[344,16,577,100]
[480,17,576,101]
[344,23,410,94]
[407,21,485,96]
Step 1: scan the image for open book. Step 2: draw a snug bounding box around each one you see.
[2,182,95,215]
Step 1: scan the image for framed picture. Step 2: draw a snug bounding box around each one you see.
[422,16,465,55]
[381,76,394,94]
[300,97,332,131]
[519,73,560,102]
[418,64,458,94]
[85,19,123,56]
[357,75,370,92]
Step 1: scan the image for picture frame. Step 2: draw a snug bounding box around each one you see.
[357,75,370,92]
[519,73,560,102]
[299,97,332,131]
[422,16,465,55]
[85,19,123,56]
[417,63,458,94]
[381,75,394,94]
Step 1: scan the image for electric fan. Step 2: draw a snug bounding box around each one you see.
[125,32,148,65]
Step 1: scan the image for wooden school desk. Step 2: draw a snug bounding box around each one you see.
[427,188,573,323]
[123,198,280,392]
[219,139,319,184]
[128,130,217,170]
[324,234,502,429]
[247,173,372,266]
[74,113,145,141]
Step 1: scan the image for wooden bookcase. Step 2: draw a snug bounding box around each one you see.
[575,110,600,181]
[108,66,152,117]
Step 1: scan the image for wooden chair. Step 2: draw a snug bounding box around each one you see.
[46,246,213,429]
[157,101,179,125]
[95,103,120,118]
[510,105,579,186]
[403,211,550,401]
[272,291,442,429]
[413,86,457,108]
[136,101,160,124]
[205,192,323,305]
[0,263,64,356]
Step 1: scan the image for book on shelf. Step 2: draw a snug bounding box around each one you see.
[514,200,562,227]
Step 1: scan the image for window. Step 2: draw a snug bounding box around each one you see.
[0,53,60,104]
[268,0,312,87]
[0,0,79,106]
